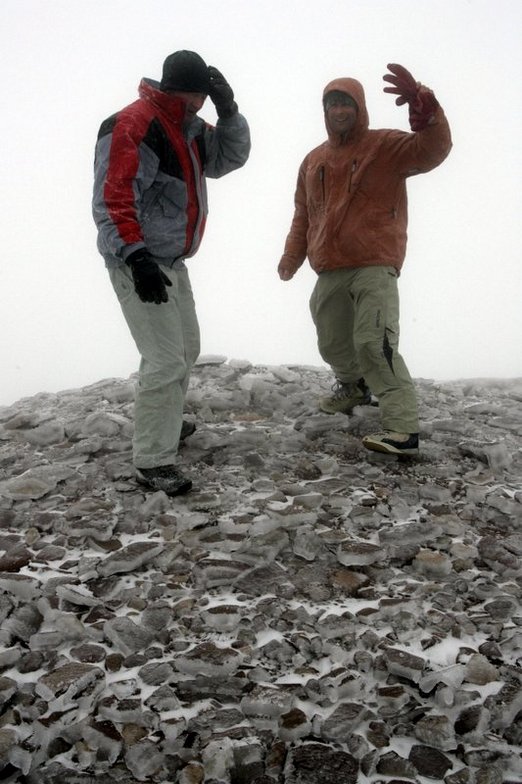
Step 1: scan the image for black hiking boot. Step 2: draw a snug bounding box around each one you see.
[135,465,192,495]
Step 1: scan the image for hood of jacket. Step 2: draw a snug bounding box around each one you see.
[323,77,369,146]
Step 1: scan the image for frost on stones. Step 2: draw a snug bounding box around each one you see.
[0,364,520,781]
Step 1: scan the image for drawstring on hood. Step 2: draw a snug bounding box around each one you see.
[323,77,369,145]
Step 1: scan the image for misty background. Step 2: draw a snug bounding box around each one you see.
[1,0,521,406]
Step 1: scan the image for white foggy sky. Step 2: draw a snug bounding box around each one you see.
[1,0,521,406]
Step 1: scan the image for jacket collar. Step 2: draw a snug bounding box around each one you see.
[139,78,186,125]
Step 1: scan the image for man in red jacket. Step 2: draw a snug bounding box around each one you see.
[93,51,250,493]
[278,64,451,457]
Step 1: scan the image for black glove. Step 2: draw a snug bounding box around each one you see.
[125,249,172,304]
[208,66,238,119]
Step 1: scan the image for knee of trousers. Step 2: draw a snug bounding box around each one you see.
[138,359,188,391]
[356,337,394,371]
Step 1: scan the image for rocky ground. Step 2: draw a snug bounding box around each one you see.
[0,357,521,784]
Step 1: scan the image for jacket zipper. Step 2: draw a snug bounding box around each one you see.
[348,159,357,192]
[319,166,325,202]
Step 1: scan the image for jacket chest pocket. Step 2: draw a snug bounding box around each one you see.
[306,165,326,211]
[160,178,188,216]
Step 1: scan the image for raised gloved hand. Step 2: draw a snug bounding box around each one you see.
[125,249,172,304]
[383,63,439,132]
[208,66,238,119]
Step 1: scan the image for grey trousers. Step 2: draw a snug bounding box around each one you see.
[109,264,200,468]
[310,266,419,433]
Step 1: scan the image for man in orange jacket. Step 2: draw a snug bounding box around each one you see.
[278,64,452,457]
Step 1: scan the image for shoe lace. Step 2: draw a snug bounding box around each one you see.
[331,380,353,399]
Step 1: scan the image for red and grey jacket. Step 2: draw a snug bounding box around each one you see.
[92,78,251,267]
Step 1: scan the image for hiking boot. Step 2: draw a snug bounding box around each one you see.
[179,420,196,441]
[362,431,419,457]
[319,378,372,414]
[135,465,192,495]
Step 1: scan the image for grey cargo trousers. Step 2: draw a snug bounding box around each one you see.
[109,264,200,469]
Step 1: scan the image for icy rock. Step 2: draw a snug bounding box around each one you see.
[103,616,155,655]
[414,713,456,750]
[337,540,384,566]
[138,661,175,686]
[384,647,426,683]
[292,491,324,509]
[22,420,66,446]
[464,653,499,684]
[284,743,359,783]
[0,573,40,601]
[293,526,322,560]
[278,707,312,741]
[458,439,513,470]
[415,548,453,577]
[97,540,164,576]
[125,738,165,781]
[419,664,466,692]
[376,684,411,715]
[201,737,235,779]
[235,562,295,597]
[0,676,17,708]
[3,603,43,641]
[0,726,17,759]
[175,674,248,702]
[192,557,251,588]
[97,696,157,727]
[82,719,122,765]
[504,533,522,555]
[56,583,99,607]
[0,471,56,500]
[178,762,205,784]
[378,519,443,545]
[376,750,418,778]
[454,704,489,737]
[201,603,242,631]
[81,411,128,437]
[70,643,106,663]
[36,661,104,703]
[478,536,521,575]
[145,684,181,712]
[238,527,290,563]
[317,702,367,741]
[241,685,295,718]
[330,568,370,596]
[484,595,518,620]
[409,743,453,778]
[484,679,522,729]
[66,517,115,542]
[175,641,243,676]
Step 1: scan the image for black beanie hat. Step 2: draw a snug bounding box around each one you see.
[160,50,210,93]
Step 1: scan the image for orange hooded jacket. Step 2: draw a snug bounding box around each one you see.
[280,77,452,275]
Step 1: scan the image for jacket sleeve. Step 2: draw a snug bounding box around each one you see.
[92,114,156,262]
[279,159,309,274]
[388,104,452,176]
[201,112,251,179]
